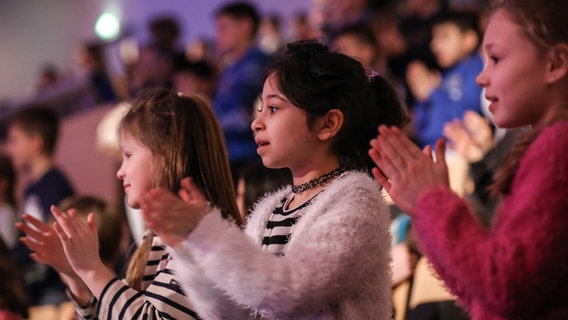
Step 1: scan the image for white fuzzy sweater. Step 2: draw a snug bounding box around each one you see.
[170,171,392,319]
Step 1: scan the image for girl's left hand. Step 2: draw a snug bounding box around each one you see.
[51,206,105,277]
[369,125,450,215]
[140,177,209,247]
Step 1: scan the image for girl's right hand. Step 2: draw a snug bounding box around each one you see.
[16,213,74,276]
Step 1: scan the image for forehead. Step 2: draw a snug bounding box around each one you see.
[483,9,525,49]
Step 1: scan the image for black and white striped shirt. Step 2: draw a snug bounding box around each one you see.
[74,233,200,320]
[261,194,316,256]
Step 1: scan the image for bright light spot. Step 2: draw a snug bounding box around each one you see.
[95,13,120,40]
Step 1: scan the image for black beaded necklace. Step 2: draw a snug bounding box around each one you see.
[291,167,347,194]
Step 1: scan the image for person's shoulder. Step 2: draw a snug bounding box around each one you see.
[535,120,568,147]
[328,170,380,194]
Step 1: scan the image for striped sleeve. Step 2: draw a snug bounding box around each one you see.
[95,269,200,319]
[72,238,200,320]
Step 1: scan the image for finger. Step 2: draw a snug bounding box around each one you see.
[422,145,433,158]
[434,138,447,167]
[87,213,97,234]
[377,126,408,171]
[389,126,423,160]
[20,237,45,252]
[181,178,207,202]
[21,214,51,232]
[178,189,192,204]
[51,206,79,237]
[16,221,45,241]
[53,222,69,242]
[371,167,392,191]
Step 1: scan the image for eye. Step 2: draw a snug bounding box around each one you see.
[123,151,132,159]
[269,106,278,113]
[489,55,500,64]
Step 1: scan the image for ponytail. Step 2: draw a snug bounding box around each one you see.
[125,232,154,291]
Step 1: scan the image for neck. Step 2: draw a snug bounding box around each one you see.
[28,156,54,181]
[227,40,253,62]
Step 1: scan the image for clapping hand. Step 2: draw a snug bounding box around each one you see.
[140,177,210,247]
[369,126,450,215]
[444,111,493,163]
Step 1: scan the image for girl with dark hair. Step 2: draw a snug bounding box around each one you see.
[18,89,242,319]
[370,0,568,318]
[140,40,408,319]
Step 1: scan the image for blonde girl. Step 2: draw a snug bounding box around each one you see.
[19,89,242,319]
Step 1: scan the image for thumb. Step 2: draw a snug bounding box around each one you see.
[87,213,97,234]
[180,177,207,202]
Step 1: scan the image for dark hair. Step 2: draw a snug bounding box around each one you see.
[174,58,216,80]
[489,0,568,195]
[0,153,16,208]
[149,15,181,47]
[10,105,59,156]
[332,23,378,50]
[0,238,29,318]
[267,40,408,171]
[215,2,261,38]
[434,10,482,48]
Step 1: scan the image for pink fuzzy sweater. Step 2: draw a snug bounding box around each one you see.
[414,121,568,320]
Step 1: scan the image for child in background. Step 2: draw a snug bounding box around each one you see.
[6,105,74,306]
[0,153,18,249]
[332,23,379,70]
[140,40,407,319]
[407,10,483,147]
[19,89,243,319]
[0,238,29,320]
[370,0,568,318]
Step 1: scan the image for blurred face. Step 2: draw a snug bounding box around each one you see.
[5,125,37,172]
[333,35,375,69]
[116,132,155,208]
[251,74,320,172]
[431,23,472,68]
[476,9,549,127]
[215,15,248,55]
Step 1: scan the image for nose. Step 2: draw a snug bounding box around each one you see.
[476,65,489,87]
[116,163,125,180]
[251,112,265,133]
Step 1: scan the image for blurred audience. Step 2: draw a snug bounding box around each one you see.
[408,9,483,147]
[0,153,17,250]
[212,1,271,184]
[6,106,74,306]
[0,238,29,320]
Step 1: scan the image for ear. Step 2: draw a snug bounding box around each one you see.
[317,109,344,141]
[29,133,44,154]
[462,30,479,54]
[545,44,568,84]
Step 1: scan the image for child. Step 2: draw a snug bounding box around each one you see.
[140,40,408,319]
[6,105,75,306]
[407,10,483,147]
[18,89,243,319]
[212,2,271,183]
[0,238,29,320]
[332,23,379,70]
[370,0,568,318]
[0,153,17,249]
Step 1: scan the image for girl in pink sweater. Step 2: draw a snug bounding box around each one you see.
[370,0,568,319]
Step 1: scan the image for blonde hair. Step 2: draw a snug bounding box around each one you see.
[489,0,568,196]
[120,89,242,290]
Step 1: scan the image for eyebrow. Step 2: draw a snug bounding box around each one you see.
[260,94,287,103]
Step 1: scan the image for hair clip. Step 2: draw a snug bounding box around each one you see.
[366,69,380,81]
[177,92,184,97]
